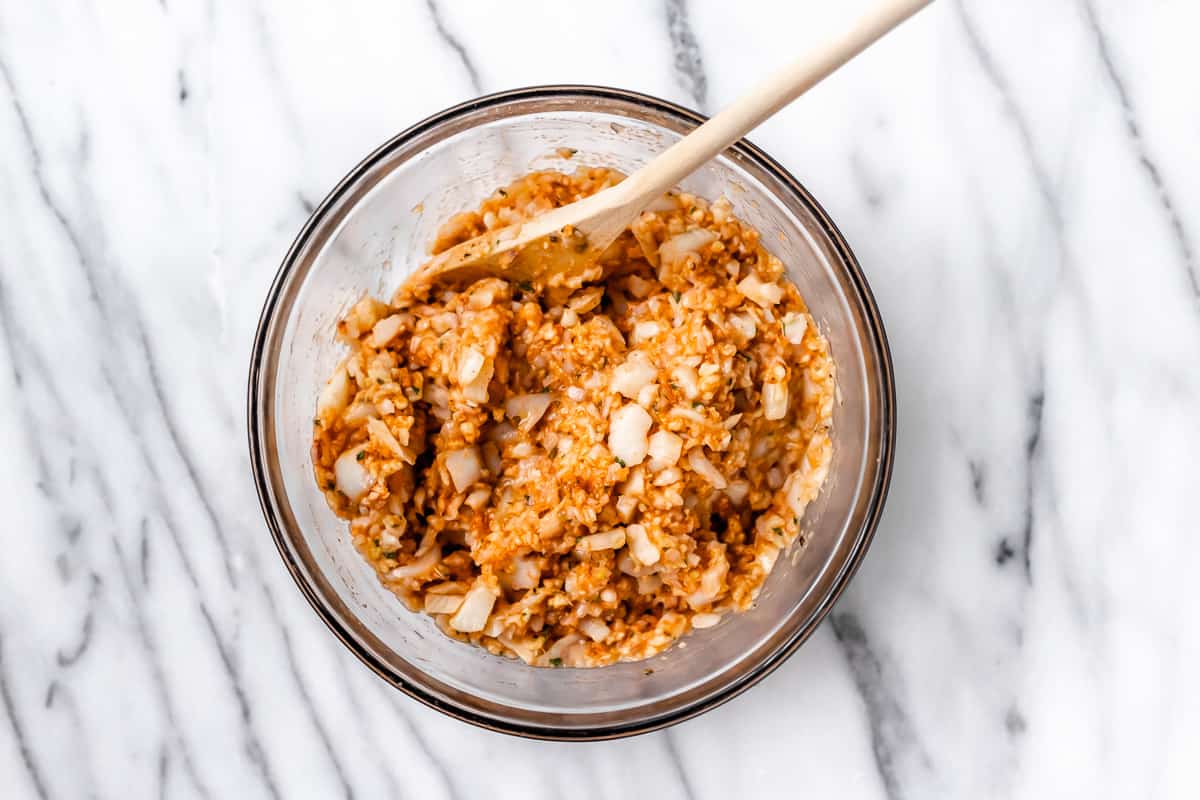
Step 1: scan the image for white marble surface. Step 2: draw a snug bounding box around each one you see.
[1,0,1198,797]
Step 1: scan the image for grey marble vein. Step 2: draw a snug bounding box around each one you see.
[258,583,356,799]
[1018,385,1045,581]
[660,730,698,800]
[425,0,481,94]
[332,668,406,799]
[2,47,242,597]
[665,0,708,111]
[1080,0,1199,299]
[373,684,462,800]
[111,536,213,800]
[54,573,102,668]
[198,604,284,800]
[954,0,1063,233]
[137,325,240,587]
[0,56,104,309]
[0,633,52,800]
[830,613,934,800]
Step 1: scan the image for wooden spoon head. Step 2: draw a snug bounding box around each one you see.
[403,183,638,295]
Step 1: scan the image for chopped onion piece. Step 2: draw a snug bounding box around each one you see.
[630,321,661,344]
[737,273,784,307]
[608,403,653,467]
[687,449,727,489]
[621,465,646,496]
[784,469,816,517]
[457,347,486,385]
[462,359,493,404]
[424,594,464,615]
[647,430,683,471]
[498,634,539,664]
[669,405,706,423]
[505,393,553,430]
[625,274,657,298]
[465,487,491,510]
[763,382,789,421]
[367,418,406,460]
[538,513,563,537]
[653,466,682,486]
[728,313,757,342]
[577,529,626,553]
[370,315,405,348]
[334,446,371,501]
[449,583,496,633]
[637,574,662,594]
[487,422,517,443]
[671,365,700,399]
[444,447,482,492]
[659,228,716,268]
[425,383,449,414]
[723,413,744,430]
[782,312,809,344]
[688,556,729,607]
[615,495,638,521]
[644,193,679,213]
[636,383,658,409]
[626,523,660,566]
[579,617,611,642]
[611,354,658,399]
[388,545,439,580]
[691,612,722,629]
[318,364,353,416]
[508,556,541,590]
[725,479,750,506]
[544,633,582,664]
[618,550,658,577]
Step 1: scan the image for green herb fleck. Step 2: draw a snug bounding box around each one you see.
[615,457,626,468]
[549,657,563,667]
[548,234,559,243]
[772,526,782,535]
[376,377,385,385]
[542,384,552,393]
[574,240,588,253]
[671,291,681,302]
[692,401,702,408]
[498,188,507,197]
[524,494,531,505]
[356,450,367,461]
[313,418,321,426]
[643,668,654,676]
[517,281,534,292]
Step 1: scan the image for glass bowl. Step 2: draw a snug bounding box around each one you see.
[247,86,895,740]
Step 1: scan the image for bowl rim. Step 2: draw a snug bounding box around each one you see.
[247,84,896,741]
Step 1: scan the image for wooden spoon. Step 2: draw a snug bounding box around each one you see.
[407,0,932,293]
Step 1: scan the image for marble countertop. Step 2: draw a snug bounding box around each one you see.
[2,0,1197,797]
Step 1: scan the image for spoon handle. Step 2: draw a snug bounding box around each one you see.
[620,0,933,206]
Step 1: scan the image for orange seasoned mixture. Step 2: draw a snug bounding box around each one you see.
[312,169,834,667]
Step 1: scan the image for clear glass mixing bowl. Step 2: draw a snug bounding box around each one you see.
[248,86,895,739]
